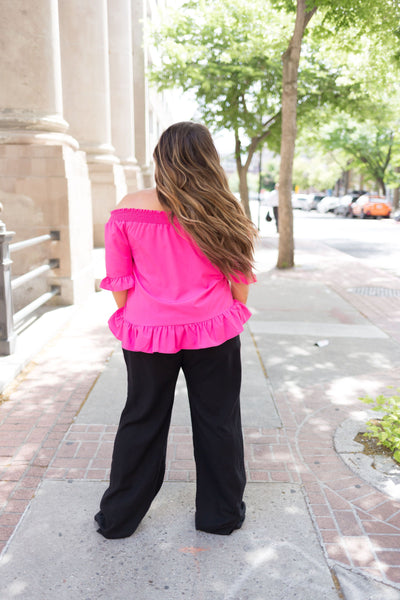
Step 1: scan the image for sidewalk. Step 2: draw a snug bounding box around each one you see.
[1,236,400,599]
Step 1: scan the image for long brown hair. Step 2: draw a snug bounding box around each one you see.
[153,122,258,280]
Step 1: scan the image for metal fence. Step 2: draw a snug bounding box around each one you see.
[0,221,60,355]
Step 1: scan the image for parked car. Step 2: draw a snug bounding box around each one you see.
[347,190,367,200]
[317,196,341,213]
[334,191,368,217]
[351,194,392,219]
[308,194,325,210]
[292,194,313,210]
[333,195,354,217]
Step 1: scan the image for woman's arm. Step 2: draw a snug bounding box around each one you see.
[112,290,128,308]
[230,281,249,305]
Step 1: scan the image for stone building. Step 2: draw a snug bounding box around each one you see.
[0,0,172,315]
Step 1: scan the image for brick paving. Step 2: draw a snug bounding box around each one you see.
[0,295,116,553]
[0,239,400,592]
[44,424,299,485]
[283,387,400,585]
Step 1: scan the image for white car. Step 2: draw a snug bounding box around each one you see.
[308,194,325,210]
[333,195,355,217]
[317,196,341,213]
[292,194,313,210]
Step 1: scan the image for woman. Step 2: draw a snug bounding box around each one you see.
[95,121,258,539]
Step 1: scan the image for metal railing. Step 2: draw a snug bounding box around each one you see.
[0,221,60,355]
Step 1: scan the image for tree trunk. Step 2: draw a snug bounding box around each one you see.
[234,131,253,219]
[277,0,316,269]
[393,188,400,210]
[344,170,349,194]
[377,178,386,195]
[393,187,400,210]
[393,166,400,209]
[234,128,274,220]
[238,165,251,219]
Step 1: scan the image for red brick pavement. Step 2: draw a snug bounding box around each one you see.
[0,296,116,553]
[279,384,400,586]
[1,242,400,591]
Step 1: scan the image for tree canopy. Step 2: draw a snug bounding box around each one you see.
[149,0,400,265]
[271,0,400,267]
[295,30,400,195]
[150,0,289,135]
[149,0,372,218]
[149,0,289,217]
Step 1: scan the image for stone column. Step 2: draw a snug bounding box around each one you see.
[108,0,142,193]
[58,0,127,246]
[0,0,67,135]
[132,0,153,187]
[0,0,94,307]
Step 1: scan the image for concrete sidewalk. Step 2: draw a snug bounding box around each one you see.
[1,236,400,599]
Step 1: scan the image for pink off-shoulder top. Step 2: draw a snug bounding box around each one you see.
[100,208,254,354]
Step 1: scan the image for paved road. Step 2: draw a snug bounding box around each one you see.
[252,202,400,278]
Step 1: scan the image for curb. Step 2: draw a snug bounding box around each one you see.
[334,415,400,501]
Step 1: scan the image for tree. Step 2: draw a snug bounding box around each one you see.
[275,0,316,267]
[149,0,356,220]
[149,0,289,218]
[272,0,400,268]
[150,0,400,266]
[292,153,342,191]
[392,168,400,210]
[296,37,400,196]
[317,117,400,194]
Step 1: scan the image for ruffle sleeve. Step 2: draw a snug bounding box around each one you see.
[100,274,135,292]
[101,218,135,292]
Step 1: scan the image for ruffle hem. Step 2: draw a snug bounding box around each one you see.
[108,300,251,354]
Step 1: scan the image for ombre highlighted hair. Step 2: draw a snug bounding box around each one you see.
[153,121,258,281]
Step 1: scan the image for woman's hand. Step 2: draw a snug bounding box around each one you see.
[112,290,128,308]
[230,281,249,305]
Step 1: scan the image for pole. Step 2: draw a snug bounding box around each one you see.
[0,220,17,355]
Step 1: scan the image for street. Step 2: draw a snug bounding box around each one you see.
[252,202,400,278]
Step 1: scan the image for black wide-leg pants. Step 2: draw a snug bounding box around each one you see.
[95,335,246,539]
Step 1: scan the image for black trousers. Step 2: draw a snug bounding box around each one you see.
[95,335,246,539]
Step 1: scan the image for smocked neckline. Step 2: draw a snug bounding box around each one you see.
[110,207,172,223]
[111,207,167,214]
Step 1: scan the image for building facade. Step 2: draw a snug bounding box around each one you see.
[0,0,171,309]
